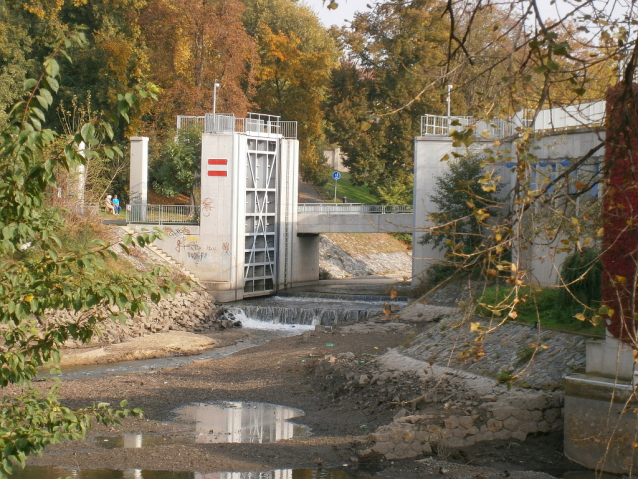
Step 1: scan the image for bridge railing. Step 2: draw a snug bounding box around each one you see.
[298,203,413,214]
[127,204,198,225]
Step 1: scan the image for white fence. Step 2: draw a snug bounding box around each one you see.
[421,101,606,139]
[298,203,413,214]
[177,113,297,139]
[421,115,514,138]
[127,204,198,225]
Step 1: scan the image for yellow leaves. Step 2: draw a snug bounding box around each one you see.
[574,313,586,322]
[25,295,34,302]
[470,322,481,332]
[597,227,604,237]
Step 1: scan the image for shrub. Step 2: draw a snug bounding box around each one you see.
[556,249,602,319]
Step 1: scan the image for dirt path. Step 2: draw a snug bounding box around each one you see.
[21,321,581,478]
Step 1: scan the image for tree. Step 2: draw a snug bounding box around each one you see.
[243,0,339,185]
[139,0,258,133]
[0,30,178,477]
[325,0,450,202]
[150,124,203,198]
[421,155,501,252]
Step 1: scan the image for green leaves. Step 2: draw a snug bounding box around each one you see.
[0,29,169,477]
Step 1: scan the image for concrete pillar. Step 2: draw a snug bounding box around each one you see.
[197,132,238,302]
[278,139,301,289]
[129,137,149,205]
[412,137,454,285]
[76,141,86,202]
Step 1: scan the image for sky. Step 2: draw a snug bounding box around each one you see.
[308,0,371,28]
[308,0,592,28]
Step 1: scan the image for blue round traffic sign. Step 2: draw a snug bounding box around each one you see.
[333,171,341,180]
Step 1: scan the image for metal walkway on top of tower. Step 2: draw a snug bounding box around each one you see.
[420,100,606,139]
[177,112,297,139]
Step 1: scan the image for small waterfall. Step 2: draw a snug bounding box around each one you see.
[231,295,397,327]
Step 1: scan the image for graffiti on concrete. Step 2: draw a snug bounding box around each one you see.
[187,251,209,264]
[202,198,213,217]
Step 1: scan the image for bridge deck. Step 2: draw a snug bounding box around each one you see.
[296,204,414,234]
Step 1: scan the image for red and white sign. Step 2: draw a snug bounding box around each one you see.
[207,159,228,177]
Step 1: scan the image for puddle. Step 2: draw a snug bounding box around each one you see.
[10,466,362,479]
[172,401,309,443]
[96,433,192,449]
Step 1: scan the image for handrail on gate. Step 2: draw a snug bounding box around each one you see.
[297,203,413,214]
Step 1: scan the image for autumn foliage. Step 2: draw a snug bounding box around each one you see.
[601,83,638,343]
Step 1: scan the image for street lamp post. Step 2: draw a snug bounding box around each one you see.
[213,82,220,131]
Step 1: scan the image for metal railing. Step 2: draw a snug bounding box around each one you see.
[127,204,198,225]
[176,115,205,131]
[298,203,413,214]
[178,113,297,139]
[421,115,514,138]
[421,101,606,139]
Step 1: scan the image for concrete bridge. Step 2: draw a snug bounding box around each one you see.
[296,204,414,234]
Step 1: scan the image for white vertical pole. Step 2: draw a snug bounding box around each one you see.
[213,82,220,131]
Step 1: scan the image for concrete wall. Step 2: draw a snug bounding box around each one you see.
[564,374,638,474]
[278,139,300,289]
[412,137,453,283]
[323,147,347,172]
[197,132,241,301]
[411,137,496,284]
[296,213,414,234]
[505,128,605,286]
[291,235,321,284]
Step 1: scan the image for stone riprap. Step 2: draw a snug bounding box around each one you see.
[396,302,458,322]
[400,312,587,390]
[319,234,412,279]
[310,343,563,462]
[362,388,563,460]
[48,286,232,347]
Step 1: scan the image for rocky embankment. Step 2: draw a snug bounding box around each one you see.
[49,286,240,348]
[310,323,564,462]
[320,233,412,279]
[397,310,587,390]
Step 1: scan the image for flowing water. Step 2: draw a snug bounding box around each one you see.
[230,295,403,327]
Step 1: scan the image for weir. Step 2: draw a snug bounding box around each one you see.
[124,101,636,473]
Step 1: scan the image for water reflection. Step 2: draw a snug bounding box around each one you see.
[97,433,193,449]
[173,401,309,444]
[10,466,357,479]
